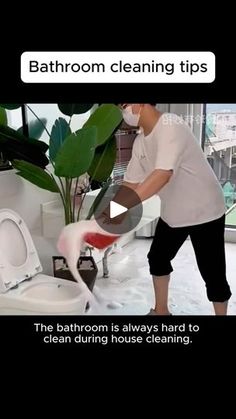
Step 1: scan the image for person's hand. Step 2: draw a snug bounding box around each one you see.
[108,211,127,225]
[97,206,110,224]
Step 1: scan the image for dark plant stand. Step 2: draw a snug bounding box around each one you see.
[0,153,12,171]
[52,255,98,292]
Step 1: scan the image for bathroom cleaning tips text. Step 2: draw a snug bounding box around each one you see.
[21,51,215,83]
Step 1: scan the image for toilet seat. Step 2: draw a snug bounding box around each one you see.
[0,209,42,293]
[0,209,88,314]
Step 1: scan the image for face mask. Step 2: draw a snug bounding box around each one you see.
[122,105,141,126]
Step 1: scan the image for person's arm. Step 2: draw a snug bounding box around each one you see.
[122,180,139,191]
[135,169,172,202]
[99,170,171,226]
[113,169,172,211]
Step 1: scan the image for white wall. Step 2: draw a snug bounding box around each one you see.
[156,104,170,113]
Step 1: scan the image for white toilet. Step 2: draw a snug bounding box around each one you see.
[0,209,88,315]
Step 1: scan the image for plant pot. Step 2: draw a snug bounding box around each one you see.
[0,153,12,171]
[52,255,98,292]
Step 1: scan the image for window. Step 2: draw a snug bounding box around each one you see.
[204,104,236,228]
[112,128,138,184]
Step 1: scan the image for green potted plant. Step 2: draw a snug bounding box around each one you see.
[1,103,122,290]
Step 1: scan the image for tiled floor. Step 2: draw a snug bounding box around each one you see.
[88,238,236,315]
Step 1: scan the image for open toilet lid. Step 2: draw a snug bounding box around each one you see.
[0,209,42,292]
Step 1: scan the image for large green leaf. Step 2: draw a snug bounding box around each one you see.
[0,124,48,153]
[12,160,59,193]
[83,104,122,146]
[0,104,22,110]
[0,108,7,125]
[88,135,117,182]
[0,124,31,143]
[0,124,49,168]
[17,118,47,139]
[0,140,49,168]
[49,117,71,161]
[58,104,94,117]
[54,126,97,178]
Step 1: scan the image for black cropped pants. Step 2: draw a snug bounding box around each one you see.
[147,215,232,302]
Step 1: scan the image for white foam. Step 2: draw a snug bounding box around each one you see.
[57,219,121,311]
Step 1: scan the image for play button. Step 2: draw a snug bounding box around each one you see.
[93,184,143,235]
[110,201,127,219]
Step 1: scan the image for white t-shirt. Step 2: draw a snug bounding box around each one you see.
[123,113,225,227]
